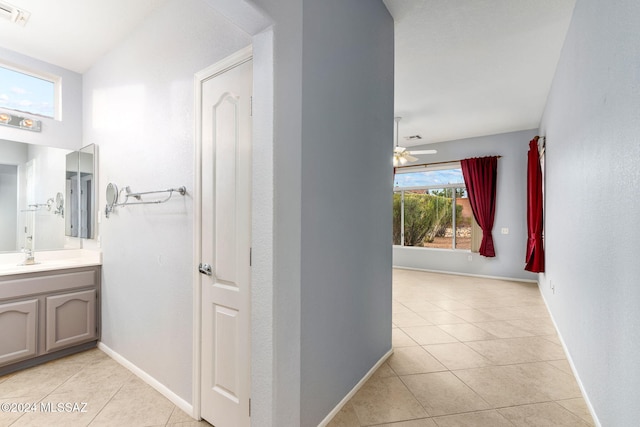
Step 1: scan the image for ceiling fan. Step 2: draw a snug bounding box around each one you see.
[393,117,437,166]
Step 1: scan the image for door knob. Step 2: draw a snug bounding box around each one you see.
[198,263,213,276]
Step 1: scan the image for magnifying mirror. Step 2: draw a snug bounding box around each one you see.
[105,183,119,218]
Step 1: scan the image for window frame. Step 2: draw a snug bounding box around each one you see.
[0,61,62,120]
[393,162,472,252]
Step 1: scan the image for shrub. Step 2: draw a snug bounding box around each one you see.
[393,192,463,246]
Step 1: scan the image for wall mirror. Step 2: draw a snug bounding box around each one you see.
[0,139,79,253]
[0,139,97,253]
[65,144,96,239]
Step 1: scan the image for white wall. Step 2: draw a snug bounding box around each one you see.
[0,139,28,164]
[247,1,304,423]
[0,47,82,150]
[393,130,539,282]
[83,0,251,404]
[27,144,69,250]
[538,0,640,425]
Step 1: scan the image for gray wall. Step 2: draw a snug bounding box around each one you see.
[0,164,18,251]
[393,130,538,282]
[538,0,640,425]
[83,0,251,403]
[0,140,26,250]
[0,47,82,150]
[223,1,395,425]
[299,0,394,425]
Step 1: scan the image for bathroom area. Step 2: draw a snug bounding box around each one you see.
[0,136,101,367]
[0,0,255,420]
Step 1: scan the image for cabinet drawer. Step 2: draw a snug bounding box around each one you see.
[45,290,96,352]
[1,269,97,301]
[0,299,38,366]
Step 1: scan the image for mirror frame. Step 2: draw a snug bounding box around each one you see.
[65,144,97,239]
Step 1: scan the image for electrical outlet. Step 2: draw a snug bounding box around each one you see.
[501,227,509,235]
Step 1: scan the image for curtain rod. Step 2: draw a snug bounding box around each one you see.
[394,155,502,170]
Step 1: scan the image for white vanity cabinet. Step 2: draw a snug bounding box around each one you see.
[0,266,100,374]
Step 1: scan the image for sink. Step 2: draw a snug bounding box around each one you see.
[0,250,102,277]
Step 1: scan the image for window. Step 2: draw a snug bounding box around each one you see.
[0,64,59,119]
[393,163,475,250]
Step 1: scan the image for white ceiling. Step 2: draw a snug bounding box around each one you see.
[384,0,576,146]
[0,0,169,73]
[0,0,575,146]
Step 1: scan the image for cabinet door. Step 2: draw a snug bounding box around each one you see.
[0,299,38,366]
[45,290,96,352]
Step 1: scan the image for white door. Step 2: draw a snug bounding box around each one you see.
[199,51,252,427]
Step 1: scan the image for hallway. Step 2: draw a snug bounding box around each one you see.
[329,269,594,426]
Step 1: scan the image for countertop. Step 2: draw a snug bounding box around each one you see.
[0,250,102,277]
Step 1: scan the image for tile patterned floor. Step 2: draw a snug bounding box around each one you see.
[328,269,595,427]
[1,269,596,427]
[0,349,211,427]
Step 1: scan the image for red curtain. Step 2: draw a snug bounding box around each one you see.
[461,156,498,257]
[525,137,545,272]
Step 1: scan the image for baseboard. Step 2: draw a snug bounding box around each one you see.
[97,342,194,418]
[393,265,537,283]
[317,348,394,427]
[537,289,601,427]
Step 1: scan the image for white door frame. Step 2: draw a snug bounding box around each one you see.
[192,45,253,420]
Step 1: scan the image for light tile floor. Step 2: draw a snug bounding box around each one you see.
[328,269,595,427]
[1,269,596,427]
[0,349,211,427]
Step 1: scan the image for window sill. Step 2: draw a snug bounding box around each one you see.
[392,245,472,253]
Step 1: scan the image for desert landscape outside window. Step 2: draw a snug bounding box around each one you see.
[393,164,474,250]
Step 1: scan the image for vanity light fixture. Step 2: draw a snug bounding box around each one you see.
[0,111,41,132]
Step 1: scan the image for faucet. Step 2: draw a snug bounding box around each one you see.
[22,236,36,265]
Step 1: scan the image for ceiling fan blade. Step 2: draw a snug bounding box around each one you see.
[409,149,438,155]
[404,154,419,162]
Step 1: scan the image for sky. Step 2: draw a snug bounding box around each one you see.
[0,66,55,118]
[394,168,465,188]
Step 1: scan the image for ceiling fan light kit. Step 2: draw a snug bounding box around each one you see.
[393,117,436,166]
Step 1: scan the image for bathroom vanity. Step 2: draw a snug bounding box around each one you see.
[0,137,102,375]
[0,251,101,376]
